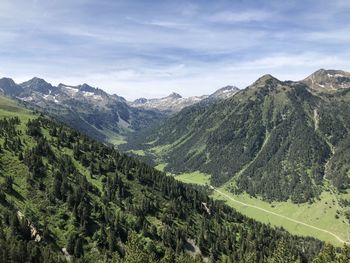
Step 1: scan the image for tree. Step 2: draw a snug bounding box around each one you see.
[74,237,84,258]
[123,232,156,263]
[3,176,14,192]
[66,233,76,255]
[312,244,336,263]
[269,239,297,263]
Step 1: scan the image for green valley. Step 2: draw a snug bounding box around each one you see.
[1,95,339,262]
[123,70,350,247]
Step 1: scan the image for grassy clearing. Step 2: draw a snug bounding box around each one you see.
[149,144,173,155]
[108,136,127,146]
[170,163,350,245]
[127,149,146,156]
[101,128,128,146]
[212,186,349,246]
[175,171,211,186]
[0,96,33,122]
[154,163,167,172]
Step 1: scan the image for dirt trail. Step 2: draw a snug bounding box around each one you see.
[212,186,349,245]
[178,176,349,245]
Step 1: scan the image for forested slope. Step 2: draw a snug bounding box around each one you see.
[125,73,350,203]
[1,95,343,262]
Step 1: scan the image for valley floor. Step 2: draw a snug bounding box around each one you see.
[170,170,350,246]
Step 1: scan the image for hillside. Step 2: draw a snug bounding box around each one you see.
[0,77,164,143]
[125,70,350,204]
[0,95,339,262]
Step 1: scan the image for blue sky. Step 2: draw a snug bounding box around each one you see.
[1,0,350,99]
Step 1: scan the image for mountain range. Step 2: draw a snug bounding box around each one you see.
[124,69,350,204]
[0,77,239,143]
[1,69,350,261]
[130,86,239,113]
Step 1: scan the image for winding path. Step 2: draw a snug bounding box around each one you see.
[179,177,349,245]
[212,186,349,245]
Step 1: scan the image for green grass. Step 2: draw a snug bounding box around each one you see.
[127,149,146,156]
[154,163,167,172]
[149,144,173,155]
[0,96,34,122]
[168,160,350,245]
[108,136,127,146]
[175,171,211,186]
[212,186,349,246]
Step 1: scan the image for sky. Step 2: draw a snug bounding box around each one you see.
[1,0,350,100]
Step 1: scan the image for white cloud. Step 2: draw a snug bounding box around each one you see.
[1,0,350,100]
[209,10,273,23]
[305,28,350,43]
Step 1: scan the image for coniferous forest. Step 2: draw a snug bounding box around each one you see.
[0,98,349,262]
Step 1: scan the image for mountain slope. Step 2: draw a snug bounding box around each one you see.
[0,94,331,262]
[0,77,165,143]
[125,71,350,203]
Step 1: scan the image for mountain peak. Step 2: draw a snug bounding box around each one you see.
[25,77,49,85]
[133,97,148,104]
[216,85,239,93]
[249,74,281,90]
[78,83,96,92]
[302,69,350,91]
[20,77,54,94]
[0,77,16,86]
[208,85,239,100]
[168,92,182,99]
[256,74,280,83]
[0,77,23,96]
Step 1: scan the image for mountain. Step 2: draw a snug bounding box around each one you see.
[0,94,330,262]
[130,86,239,113]
[0,77,24,96]
[302,69,350,91]
[130,92,207,113]
[20,77,59,95]
[0,77,165,143]
[207,85,240,100]
[125,70,350,203]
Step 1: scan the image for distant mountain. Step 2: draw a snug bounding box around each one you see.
[302,69,350,91]
[0,77,23,96]
[0,77,164,142]
[130,86,239,113]
[207,85,240,100]
[130,92,207,113]
[125,69,350,203]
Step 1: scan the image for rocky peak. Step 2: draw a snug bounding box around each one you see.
[167,92,182,99]
[0,78,23,96]
[133,98,148,104]
[302,69,350,91]
[209,85,239,100]
[78,83,96,93]
[20,77,54,95]
[254,74,281,85]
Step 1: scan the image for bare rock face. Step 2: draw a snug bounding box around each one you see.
[302,69,350,91]
[17,211,42,242]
